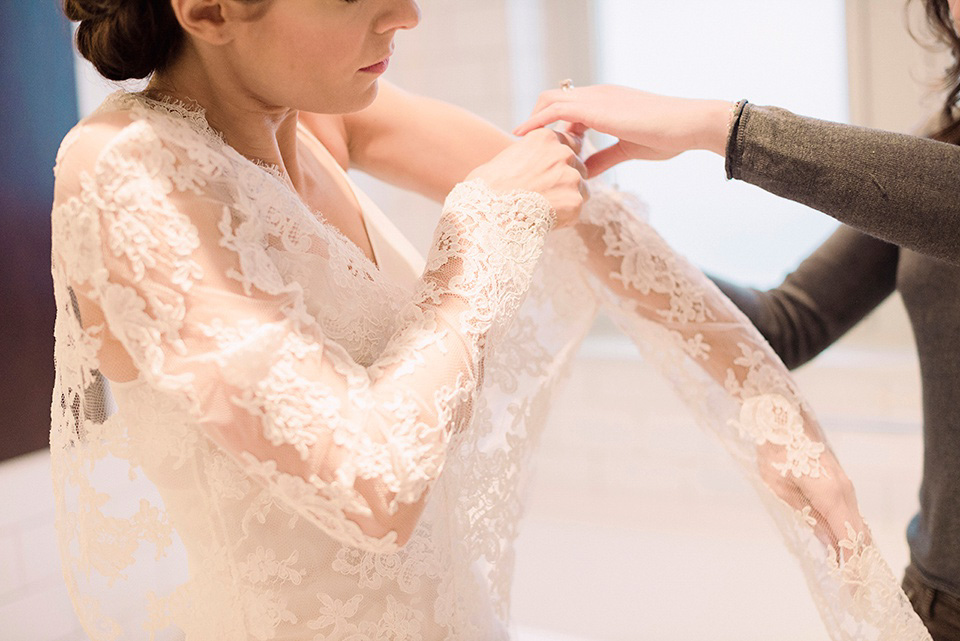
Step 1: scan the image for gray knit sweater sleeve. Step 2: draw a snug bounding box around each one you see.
[710,226,899,369]
[726,104,960,266]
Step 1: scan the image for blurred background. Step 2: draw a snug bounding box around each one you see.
[0,0,949,639]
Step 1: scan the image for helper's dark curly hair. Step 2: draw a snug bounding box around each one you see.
[914,0,960,143]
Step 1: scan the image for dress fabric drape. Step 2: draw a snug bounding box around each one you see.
[49,91,931,641]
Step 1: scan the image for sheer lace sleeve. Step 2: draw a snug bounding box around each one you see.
[573,187,931,640]
[51,109,555,554]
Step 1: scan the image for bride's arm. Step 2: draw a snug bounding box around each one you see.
[334,81,512,201]
[54,110,579,552]
[329,85,932,636]
[572,188,936,639]
[333,85,856,530]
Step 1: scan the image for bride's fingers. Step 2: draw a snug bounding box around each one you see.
[555,126,584,157]
[551,128,585,160]
[585,141,631,177]
[568,152,589,181]
[547,128,589,181]
[566,122,600,157]
[563,121,588,139]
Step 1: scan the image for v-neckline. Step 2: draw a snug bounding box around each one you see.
[118,91,382,274]
[294,122,380,272]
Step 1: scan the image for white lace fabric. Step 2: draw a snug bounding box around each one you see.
[50,91,930,640]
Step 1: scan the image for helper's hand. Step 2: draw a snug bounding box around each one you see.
[467,128,589,228]
[513,85,733,178]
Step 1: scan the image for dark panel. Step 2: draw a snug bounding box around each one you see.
[0,2,80,461]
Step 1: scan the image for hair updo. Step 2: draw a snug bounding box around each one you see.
[62,0,186,81]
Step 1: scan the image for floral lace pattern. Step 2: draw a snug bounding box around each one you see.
[574,185,931,640]
[49,92,930,641]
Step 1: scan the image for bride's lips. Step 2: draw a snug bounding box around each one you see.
[359,57,390,74]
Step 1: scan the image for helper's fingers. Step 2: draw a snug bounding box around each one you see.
[514,100,585,136]
[531,88,563,114]
[584,141,631,178]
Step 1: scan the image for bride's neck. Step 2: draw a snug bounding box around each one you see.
[147,53,304,187]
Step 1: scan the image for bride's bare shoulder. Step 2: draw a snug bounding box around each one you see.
[54,107,142,176]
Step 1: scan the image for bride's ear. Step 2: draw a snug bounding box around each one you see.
[170,0,235,45]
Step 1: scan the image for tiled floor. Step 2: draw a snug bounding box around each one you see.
[2,339,923,641]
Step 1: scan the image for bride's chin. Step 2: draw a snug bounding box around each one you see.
[298,82,379,116]
[344,81,381,114]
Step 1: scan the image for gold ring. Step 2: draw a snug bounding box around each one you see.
[559,79,575,92]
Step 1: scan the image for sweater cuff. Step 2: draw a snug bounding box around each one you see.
[724,100,751,180]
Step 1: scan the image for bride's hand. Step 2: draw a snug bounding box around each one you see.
[757,440,868,560]
[513,85,733,177]
[466,128,589,229]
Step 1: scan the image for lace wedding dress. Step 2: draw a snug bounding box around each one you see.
[50,91,931,641]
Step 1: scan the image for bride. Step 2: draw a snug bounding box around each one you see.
[52,0,929,639]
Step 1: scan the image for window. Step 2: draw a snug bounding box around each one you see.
[593,0,849,287]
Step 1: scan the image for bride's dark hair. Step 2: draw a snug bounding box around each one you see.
[62,0,188,81]
[62,0,267,82]
[915,0,960,143]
